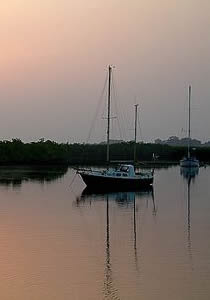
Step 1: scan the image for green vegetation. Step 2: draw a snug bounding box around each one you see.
[0,139,209,165]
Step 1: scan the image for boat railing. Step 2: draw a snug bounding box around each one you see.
[76,167,104,174]
[75,167,92,172]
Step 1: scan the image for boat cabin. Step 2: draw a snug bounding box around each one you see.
[106,164,136,177]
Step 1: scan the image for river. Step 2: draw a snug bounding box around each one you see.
[0,165,209,299]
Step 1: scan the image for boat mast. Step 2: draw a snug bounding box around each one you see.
[134,104,139,164]
[106,65,112,163]
[188,85,191,159]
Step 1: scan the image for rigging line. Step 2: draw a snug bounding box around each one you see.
[184,91,188,138]
[86,73,108,143]
[101,94,107,123]
[112,73,123,141]
[120,97,132,141]
[69,171,81,199]
[137,107,144,142]
[111,70,129,141]
[118,94,129,141]
[69,171,77,188]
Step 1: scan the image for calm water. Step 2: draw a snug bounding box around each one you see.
[0,165,210,300]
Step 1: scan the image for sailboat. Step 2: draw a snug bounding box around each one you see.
[180,85,199,168]
[77,66,154,189]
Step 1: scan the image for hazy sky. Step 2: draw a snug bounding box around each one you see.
[1,0,210,143]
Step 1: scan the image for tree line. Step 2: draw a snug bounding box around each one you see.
[155,136,210,147]
[0,139,209,165]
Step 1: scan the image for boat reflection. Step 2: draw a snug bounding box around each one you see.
[0,166,68,188]
[77,185,154,205]
[180,166,199,180]
[75,186,156,298]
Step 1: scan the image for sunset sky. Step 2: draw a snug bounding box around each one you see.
[1,0,210,143]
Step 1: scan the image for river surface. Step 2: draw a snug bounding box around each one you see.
[0,165,209,300]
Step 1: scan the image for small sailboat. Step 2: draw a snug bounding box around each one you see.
[77,66,154,189]
[180,85,199,168]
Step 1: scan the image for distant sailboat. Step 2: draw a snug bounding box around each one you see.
[180,86,199,168]
[77,66,154,189]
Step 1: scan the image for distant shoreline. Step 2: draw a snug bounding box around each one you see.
[0,140,210,165]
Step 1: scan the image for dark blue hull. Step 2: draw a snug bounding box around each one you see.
[180,157,199,168]
[80,173,153,190]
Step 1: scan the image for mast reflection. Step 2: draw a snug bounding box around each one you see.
[180,166,199,268]
[103,193,120,299]
[75,186,155,298]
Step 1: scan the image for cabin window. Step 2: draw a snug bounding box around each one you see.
[116,173,121,176]
[123,174,128,177]
[120,166,128,172]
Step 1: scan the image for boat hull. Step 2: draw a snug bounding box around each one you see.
[79,172,153,190]
[180,158,199,168]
